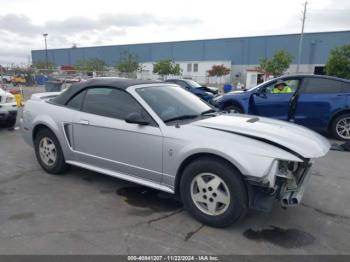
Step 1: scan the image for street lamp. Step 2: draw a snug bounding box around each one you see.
[43,33,48,69]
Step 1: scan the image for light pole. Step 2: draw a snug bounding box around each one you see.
[43,33,48,69]
[296,2,307,73]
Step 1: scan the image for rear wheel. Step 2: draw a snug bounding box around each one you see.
[224,105,243,114]
[34,128,68,174]
[180,157,247,227]
[331,113,350,140]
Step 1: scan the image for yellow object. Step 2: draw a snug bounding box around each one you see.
[272,85,292,94]
[12,75,26,85]
[14,94,24,107]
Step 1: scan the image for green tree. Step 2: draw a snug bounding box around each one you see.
[325,44,350,79]
[259,49,293,76]
[153,59,181,79]
[32,60,55,70]
[116,51,140,75]
[75,58,107,72]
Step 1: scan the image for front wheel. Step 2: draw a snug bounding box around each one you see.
[331,113,350,140]
[180,157,247,228]
[224,105,243,114]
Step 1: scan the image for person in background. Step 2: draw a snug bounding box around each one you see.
[272,80,292,93]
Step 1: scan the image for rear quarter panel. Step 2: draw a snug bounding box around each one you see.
[21,100,75,160]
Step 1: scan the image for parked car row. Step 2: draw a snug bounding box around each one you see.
[168,76,350,140]
[0,88,18,128]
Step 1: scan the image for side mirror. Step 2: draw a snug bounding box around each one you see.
[125,112,149,125]
[254,88,266,97]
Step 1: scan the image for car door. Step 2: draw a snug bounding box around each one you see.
[71,86,163,183]
[293,77,346,131]
[250,78,300,120]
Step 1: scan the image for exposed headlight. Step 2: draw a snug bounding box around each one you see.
[277,160,300,177]
[6,96,15,103]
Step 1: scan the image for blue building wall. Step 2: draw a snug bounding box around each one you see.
[31,31,350,66]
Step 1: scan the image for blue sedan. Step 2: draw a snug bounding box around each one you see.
[214,75,350,140]
[165,79,218,104]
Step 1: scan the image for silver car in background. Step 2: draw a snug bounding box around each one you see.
[21,78,330,227]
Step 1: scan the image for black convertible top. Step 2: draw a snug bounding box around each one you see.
[52,77,161,105]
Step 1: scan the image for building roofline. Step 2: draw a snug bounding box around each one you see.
[31,30,350,53]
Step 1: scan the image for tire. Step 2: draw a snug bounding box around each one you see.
[224,105,243,114]
[34,128,68,174]
[331,113,350,140]
[5,118,16,128]
[180,157,248,228]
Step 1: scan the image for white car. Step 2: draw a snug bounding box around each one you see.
[0,88,17,127]
[21,78,330,227]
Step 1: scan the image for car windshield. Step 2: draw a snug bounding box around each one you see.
[186,80,202,88]
[136,85,212,123]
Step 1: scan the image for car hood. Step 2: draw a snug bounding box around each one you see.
[193,114,330,159]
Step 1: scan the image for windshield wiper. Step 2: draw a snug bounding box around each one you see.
[201,109,217,115]
[164,114,198,123]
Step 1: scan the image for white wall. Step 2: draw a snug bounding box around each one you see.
[231,64,322,88]
[137,61,322,87]
[137,60,232,85]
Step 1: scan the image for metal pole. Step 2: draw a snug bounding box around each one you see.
[296,2,307,73]
[43,33,48,69]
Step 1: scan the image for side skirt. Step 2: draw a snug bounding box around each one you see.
[66,160,175,194]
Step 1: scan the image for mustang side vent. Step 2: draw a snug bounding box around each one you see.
[63,123,72,147]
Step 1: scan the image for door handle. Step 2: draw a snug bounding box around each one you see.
[78,119,90,125]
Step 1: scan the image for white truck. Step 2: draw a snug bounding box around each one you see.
[0,88,18,128]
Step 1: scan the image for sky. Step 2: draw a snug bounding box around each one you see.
[0,0,349,65]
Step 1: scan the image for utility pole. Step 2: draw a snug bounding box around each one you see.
[296,2,307,73]
[43,33,48,69]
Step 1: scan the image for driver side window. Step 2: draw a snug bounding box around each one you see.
[81,87,146,121]
[263,79,299,94]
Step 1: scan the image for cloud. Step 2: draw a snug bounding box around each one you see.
[308,8,350,29]
[0,13,201,64]
[0,13,201,36]
[278,5,350,33]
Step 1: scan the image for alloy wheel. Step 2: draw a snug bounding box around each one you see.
[336,117,350,139]
[39,137,57,166]
[190,173,231,216]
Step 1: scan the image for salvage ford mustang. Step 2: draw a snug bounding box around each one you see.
[21,78,330,227]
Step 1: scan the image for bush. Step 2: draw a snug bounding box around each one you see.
[325,45,350,79]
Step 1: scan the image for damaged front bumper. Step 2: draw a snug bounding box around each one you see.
[279,161,312,206]
[246,159,312,211]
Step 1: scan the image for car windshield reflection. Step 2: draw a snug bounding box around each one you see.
[136,85,212,123]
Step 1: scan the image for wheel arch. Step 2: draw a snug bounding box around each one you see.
[32,123,58,142]
[327,108,350,131]
[222,99,244,112]
[174,152,247,195]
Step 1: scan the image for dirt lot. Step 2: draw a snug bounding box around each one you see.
[0,86,349,254]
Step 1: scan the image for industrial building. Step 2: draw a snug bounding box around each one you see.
[31,30,350,87]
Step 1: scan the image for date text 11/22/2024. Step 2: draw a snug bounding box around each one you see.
[127,255,219,261]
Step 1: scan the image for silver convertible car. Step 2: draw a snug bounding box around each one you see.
[21,78,330,227]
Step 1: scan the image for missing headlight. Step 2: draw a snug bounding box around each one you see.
[277,161,299,178]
